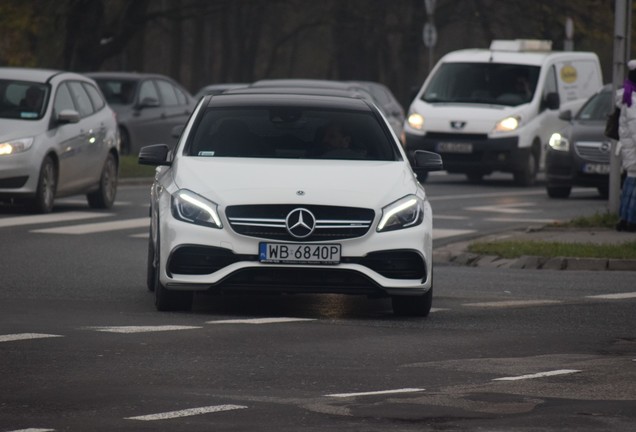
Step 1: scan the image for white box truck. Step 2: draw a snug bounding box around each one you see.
[404,39,603,185]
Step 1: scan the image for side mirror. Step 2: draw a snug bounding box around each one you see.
[56,109,80,124]
[412,150,443,172]
[558,109,572,121]
[138,144,171,166]
[544,92,560,111]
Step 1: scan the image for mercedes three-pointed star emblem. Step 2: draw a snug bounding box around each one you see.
[286,208,316,239]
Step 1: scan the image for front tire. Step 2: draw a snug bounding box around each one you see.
[546,185,571,198]
[29,156,57,213]
[513,150,537,186]
[87,153,118,209]
[392,287,433,317]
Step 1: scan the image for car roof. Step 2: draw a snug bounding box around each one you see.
[225,86,374,100]
[0,67,80,83]
[207,92,374,111]
[252,79,361,91]
[85,71,177,81]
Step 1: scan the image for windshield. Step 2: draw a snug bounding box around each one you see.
[422,62,540,106]
[0,80,49,120]
[94,79,137,105]
[576,90,612,121]
[186,107,399,161]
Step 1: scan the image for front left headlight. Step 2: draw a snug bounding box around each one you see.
[0,137,34,155]
[548,132,569,152]
[377,195,424,232]
[171,189,222,228]
[493,116,520,133]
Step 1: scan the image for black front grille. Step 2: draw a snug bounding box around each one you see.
[425,132,489,141]
[357,250,426,280]
[574,142,611,163]
[226,204,374,241]
[0,176,28,188]
[167,245,256,275]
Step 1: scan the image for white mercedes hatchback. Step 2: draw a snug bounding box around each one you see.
[139,92,442,316]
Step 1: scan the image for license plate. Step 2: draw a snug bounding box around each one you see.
[259,243,341,264]
[436,142,473,153]
[581,163,610,175]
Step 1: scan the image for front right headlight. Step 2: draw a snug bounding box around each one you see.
[0,137,34,155]
[548,133,569,152]
[171,189,222,228]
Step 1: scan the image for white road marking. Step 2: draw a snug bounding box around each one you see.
[429,190,546,202]
[0,333,63,343]
[466,203,537,214]
[87,325,201,333]
[31,217,149,234]
[429,308,447,313]
[463,300,561,308]
[7,429,55,432]
[0,211,110,228]
[493,369,581,381]
[433,215,469,220]
[433,228,474,239]
[486,217,558,224]
[586,292,636,300]
[207,318,315,325]
[126,404,247,421]
[326,388,425,398]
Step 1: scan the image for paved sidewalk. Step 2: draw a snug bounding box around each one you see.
[433,226,636,271]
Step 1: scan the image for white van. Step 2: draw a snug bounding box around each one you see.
[404,39,603,185]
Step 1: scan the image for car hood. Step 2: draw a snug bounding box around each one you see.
[170,157,421,208]
[569,120,607,143]
[0,118,46,140]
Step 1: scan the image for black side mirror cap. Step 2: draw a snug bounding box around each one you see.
[412,150,443,172]
[544,92,560,111]
[138,144,171,166]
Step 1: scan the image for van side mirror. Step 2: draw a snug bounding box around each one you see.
[544,92,560,111]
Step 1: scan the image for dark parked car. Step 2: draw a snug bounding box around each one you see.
[0,67,119,213]
[86,72,196,155]
[545,84,613,198]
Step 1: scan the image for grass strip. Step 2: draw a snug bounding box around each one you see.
[119,155,156,178]
[468,240,636,260]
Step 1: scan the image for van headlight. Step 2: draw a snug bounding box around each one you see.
[548,133,569,152]
[493,116,520,133]
[407,113,425,130]
[0,137,34,155]
[377,195,424,232]
[171,189,222,228]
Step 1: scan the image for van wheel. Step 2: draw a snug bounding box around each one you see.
[513,151,537,186]
[546,185,571,198]
[87,153,118,209]
[29,156,57,214]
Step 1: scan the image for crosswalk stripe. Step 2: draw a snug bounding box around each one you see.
[207,318,315,325]
[0,211,111,228]
[0,333,63,343]
[126,404,247,421]
[433,228,474,240]
[86,325,201,333]
[31,217,149,234]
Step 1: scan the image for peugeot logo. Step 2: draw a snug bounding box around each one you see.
[286,208,316,239]
[450,121,466,130]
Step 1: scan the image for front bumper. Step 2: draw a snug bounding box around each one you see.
[545,150,609,188]
[405,131,521,174]
[156,201,434,297]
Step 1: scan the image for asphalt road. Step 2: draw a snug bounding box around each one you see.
[0,175,634,431]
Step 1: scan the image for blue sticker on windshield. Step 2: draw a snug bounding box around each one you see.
[20,112,38,119]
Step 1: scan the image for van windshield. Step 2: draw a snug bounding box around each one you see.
[422,63,540,107]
